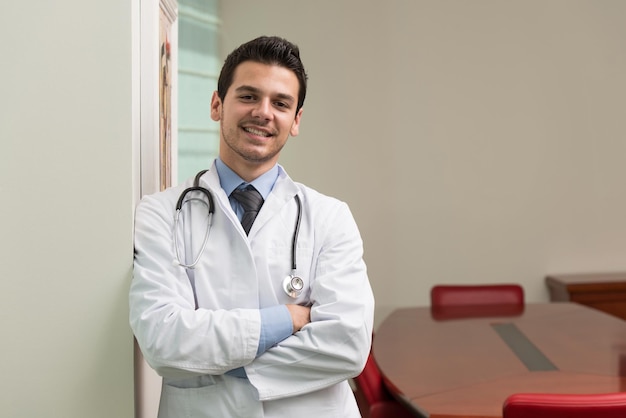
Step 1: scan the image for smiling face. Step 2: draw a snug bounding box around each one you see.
[211,61,303,182]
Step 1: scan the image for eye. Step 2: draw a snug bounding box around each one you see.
[239,95,256,102]
[274,101,290,110]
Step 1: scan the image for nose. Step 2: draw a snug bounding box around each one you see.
[251,98,272,120]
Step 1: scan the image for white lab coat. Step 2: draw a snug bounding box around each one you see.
[130,163,375,418]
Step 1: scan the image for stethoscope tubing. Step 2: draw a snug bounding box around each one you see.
[173,200,213,269]
[290,194,302,271]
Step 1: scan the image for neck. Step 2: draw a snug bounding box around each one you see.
[220,158,276,183]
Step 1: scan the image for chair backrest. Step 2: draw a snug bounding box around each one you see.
[430,284,524,308]
[353,349,392,406]
[503,392,626,418]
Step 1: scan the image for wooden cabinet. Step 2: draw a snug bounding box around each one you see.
[546,272,626,320]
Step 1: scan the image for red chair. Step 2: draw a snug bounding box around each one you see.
[430,284,525,320]
[503,392,626,417]
[353,342,416,418]
[430,284,524,308]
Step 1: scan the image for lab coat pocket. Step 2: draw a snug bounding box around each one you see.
[158,376,262,418]
[158,383,218,418]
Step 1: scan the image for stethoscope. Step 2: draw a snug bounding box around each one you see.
[173,170,305,299]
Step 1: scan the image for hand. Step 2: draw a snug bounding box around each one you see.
[286,304,311,333]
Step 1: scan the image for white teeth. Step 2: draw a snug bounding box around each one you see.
[245,127,271,137]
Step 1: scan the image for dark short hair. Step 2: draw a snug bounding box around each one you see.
[217,36,308,113]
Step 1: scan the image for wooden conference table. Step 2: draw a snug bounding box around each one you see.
[373,302,626,418]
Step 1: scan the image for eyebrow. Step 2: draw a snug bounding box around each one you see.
[235,85,296,104]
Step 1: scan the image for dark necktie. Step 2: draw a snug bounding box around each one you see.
[231,185,264,235]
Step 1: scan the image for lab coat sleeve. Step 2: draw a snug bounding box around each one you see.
[245,200,375,400]
[129,193,261,379]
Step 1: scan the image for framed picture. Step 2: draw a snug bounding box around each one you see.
[138,0,178,197]
[159,0,176,191]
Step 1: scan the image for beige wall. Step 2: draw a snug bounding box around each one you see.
[1,1,135,416]
[2,1,625,415]
[220,0,626,326]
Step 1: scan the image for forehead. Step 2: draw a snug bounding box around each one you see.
[229,61,300,98]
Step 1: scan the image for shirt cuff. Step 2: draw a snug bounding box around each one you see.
[257,305,293,355]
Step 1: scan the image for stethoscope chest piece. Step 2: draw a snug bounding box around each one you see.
[283,274,304,298]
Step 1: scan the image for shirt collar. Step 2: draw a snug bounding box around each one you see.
[215,158,278,200]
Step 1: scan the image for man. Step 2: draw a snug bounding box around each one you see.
[130,36,374,418]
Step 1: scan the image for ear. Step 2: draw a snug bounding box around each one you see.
[210,91,222,121]
[290,108,304,137]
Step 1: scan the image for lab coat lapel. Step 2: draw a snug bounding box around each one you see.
[199,164,244,231]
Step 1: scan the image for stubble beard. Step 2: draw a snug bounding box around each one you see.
[221,120,286,164]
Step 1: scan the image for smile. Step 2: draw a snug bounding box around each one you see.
[243,126,272,137]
